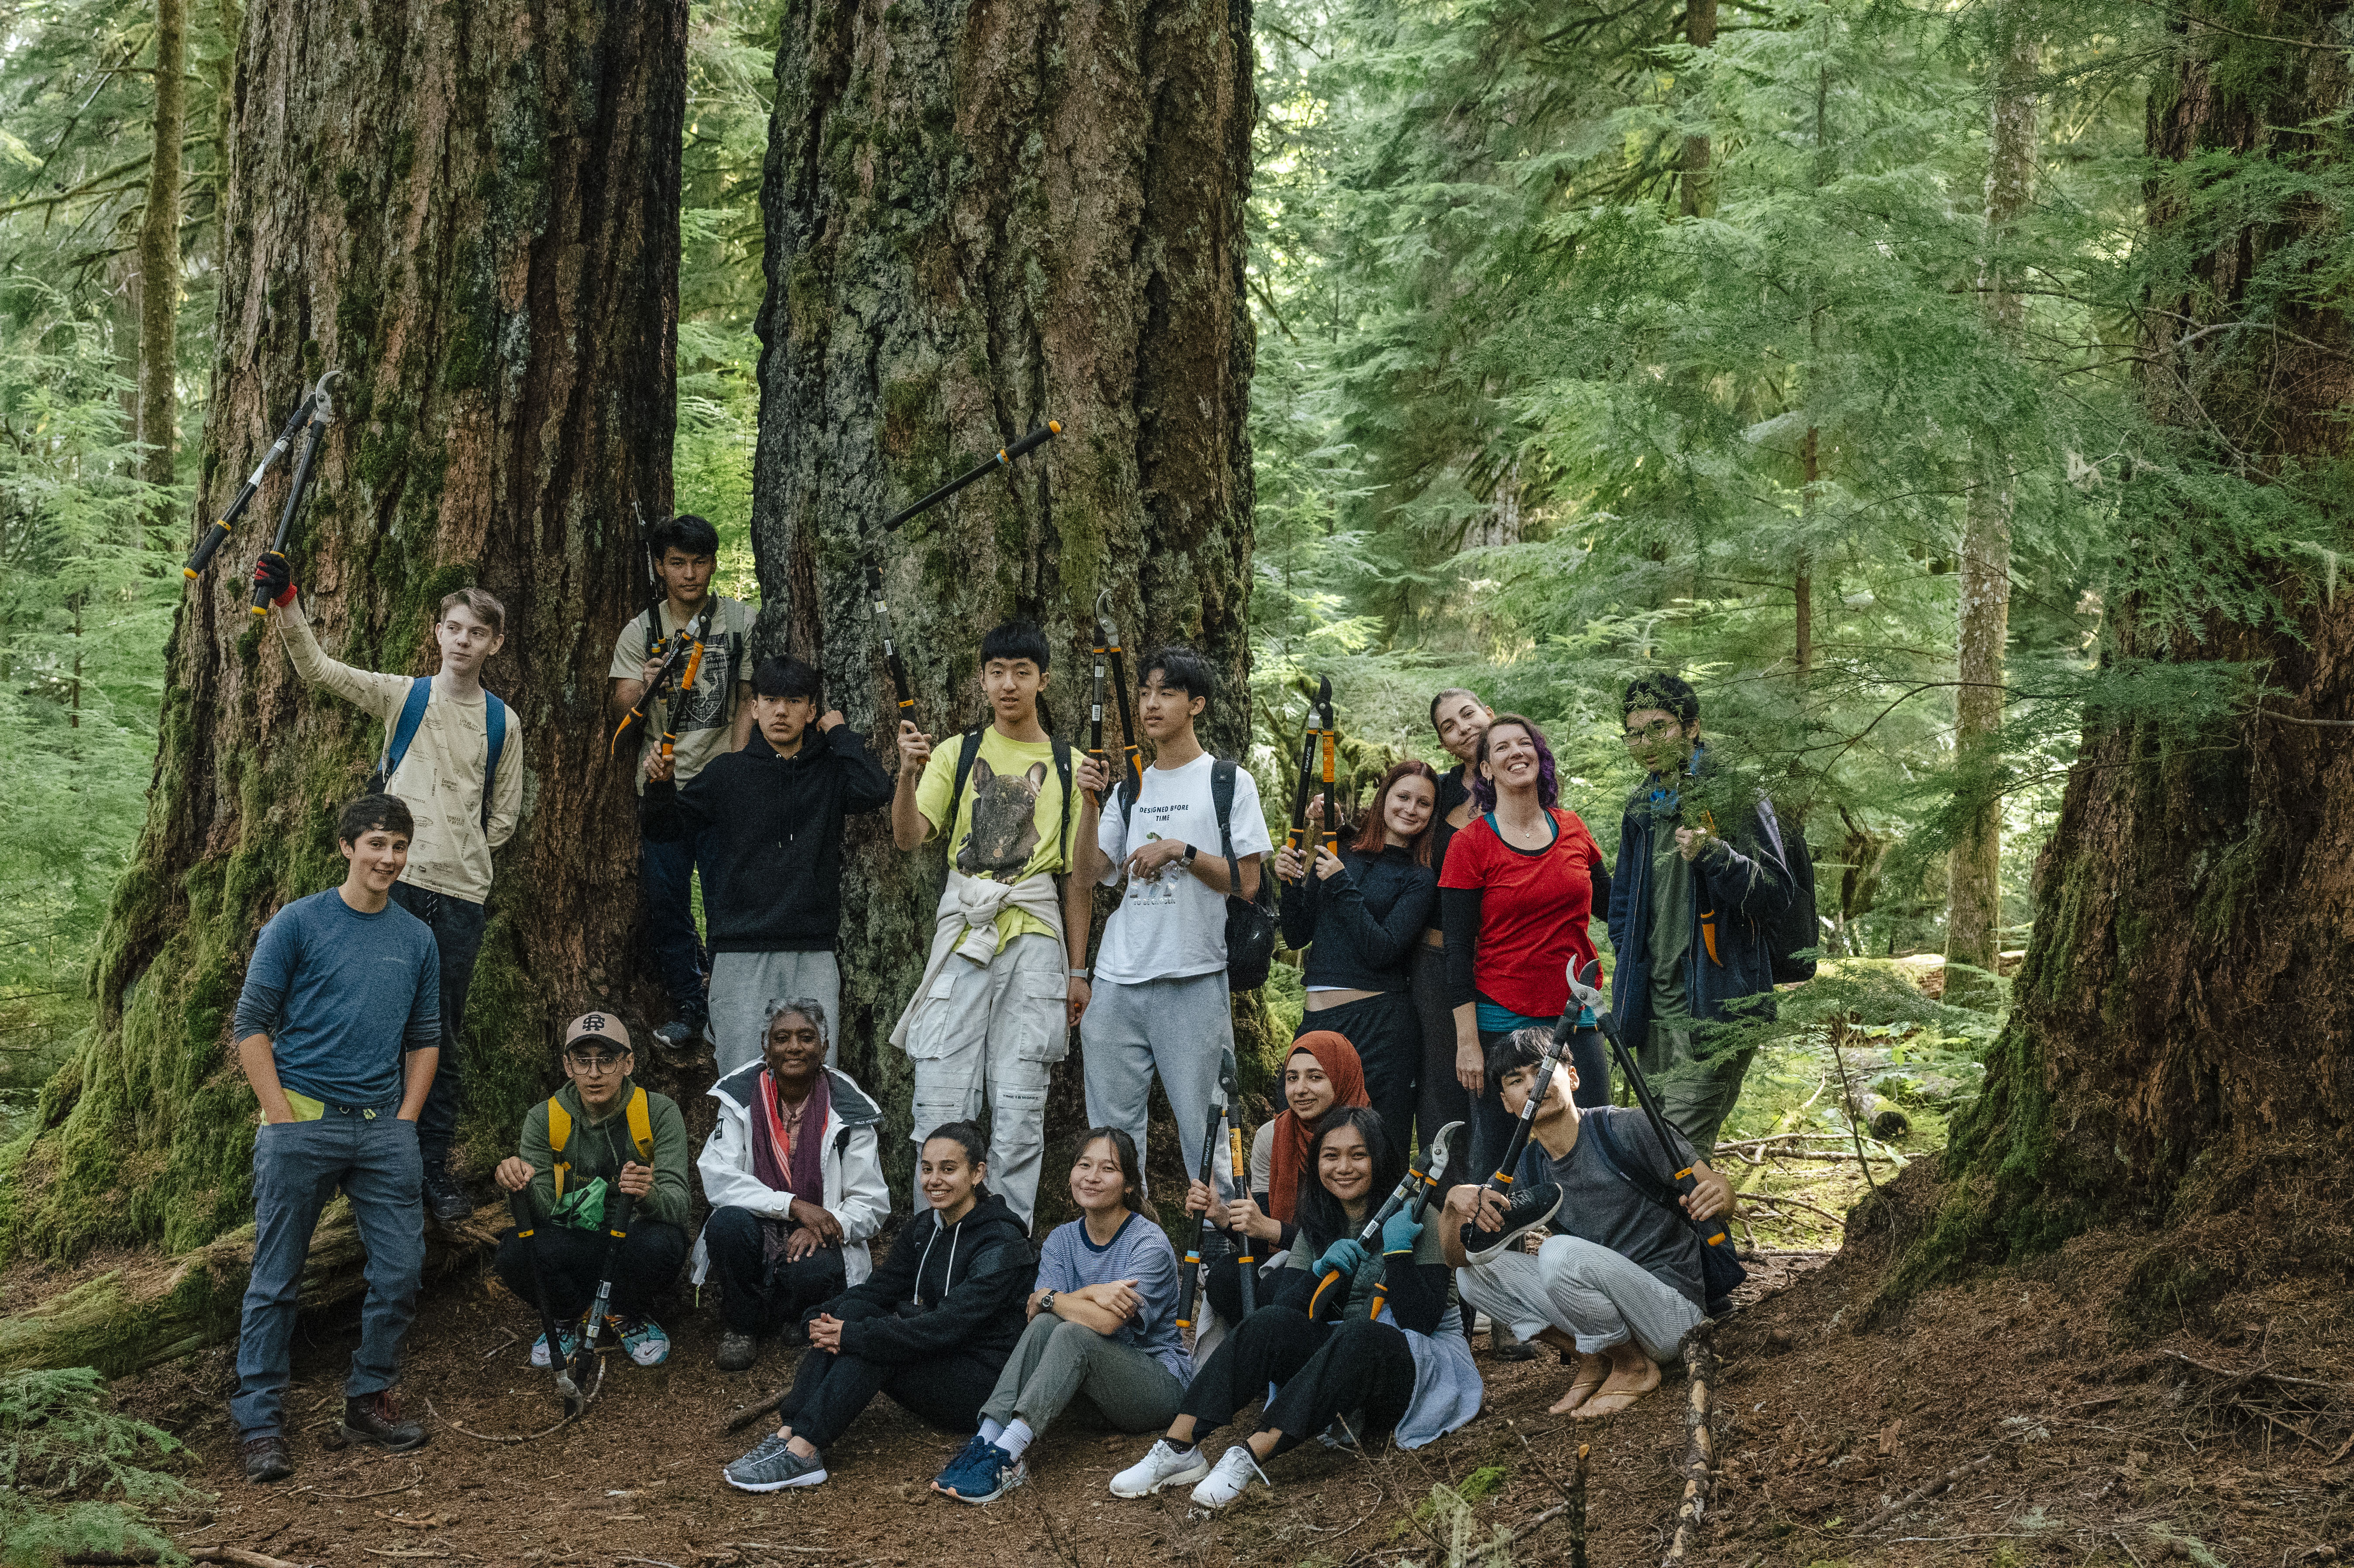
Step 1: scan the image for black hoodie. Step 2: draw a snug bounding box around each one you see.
[640,722,894,952]
[829,1190,1036,1363]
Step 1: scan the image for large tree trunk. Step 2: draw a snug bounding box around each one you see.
[750,0,1257,1184]
[1944,6,2037,1007]
[6,0,686,1273]
[137,0,186,501]
[1889,0,2354,1296]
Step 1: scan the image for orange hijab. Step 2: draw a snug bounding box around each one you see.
[1267,1031,1370,1222]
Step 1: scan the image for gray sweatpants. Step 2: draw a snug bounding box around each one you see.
[1638,1022,1754,1159]
[710,949,842,1076]
[1080,972,1236,1196]
[977,1312,1186,1437]
[1457,1234,1704,1363]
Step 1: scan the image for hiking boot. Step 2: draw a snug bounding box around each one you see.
[1109,1438,1210,1498]
[340,1390,427,1452]
[1490,1322,1539,1361]
[1460,1182,1564,1265]
[1189,1444,1269,1510]
[421,1163,472,1224]
[724,1433,828,1492]
[933,1435,1024,1504]
[617,1315,670,1367]
[715,1330,759,1372]
[241,1434,293,1484]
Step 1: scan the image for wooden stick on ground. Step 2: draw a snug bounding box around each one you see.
[189,1549,312,1568]
[718,1387,790,1435]
[1854,1449,2002,1534]
[1569,1442,1591,1568]
[1661,1329,1720,1567]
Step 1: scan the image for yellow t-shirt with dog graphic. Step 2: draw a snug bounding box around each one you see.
[913,726,1081,947]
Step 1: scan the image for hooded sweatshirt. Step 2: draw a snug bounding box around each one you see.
[516,1076,694,1230]
[639,722,895,952]
[831,1191,1036,1364]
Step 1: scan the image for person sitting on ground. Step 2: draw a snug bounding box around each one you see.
[492,1013,693,1368]
[1440,1027,1733,1417]
[1183,1032,1366,1325]
[931,1128,1188,1504]
[693,999,891,1372]
[722,1121,1036,1492]
[1113,1108,1480,1510]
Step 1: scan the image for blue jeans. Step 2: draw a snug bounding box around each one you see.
[1471,1025,1611,1181]
[231,1111,426,1438]
[641,831,706,1023]
[387,883,485,1169]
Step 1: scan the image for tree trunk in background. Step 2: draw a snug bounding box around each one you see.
[1943,7,2035,1008]
[136,0,186,499]
[7,0,685,1268]
[1678,0,1717,218]
[752,0,1257,1189]
[1888,0,2354,1302]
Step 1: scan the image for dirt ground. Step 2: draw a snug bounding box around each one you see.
[96,1180,2354,1568]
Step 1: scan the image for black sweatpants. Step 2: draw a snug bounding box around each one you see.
[1299,993,1419,1163]
[702,1205,849,1335]
[1410,945,1473,1196]
[494,1219,687,1321]
[775,1342,1004,1452]
[1180,1305,1418,1459]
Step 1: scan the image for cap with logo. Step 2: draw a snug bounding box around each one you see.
[563,1012,633,1055]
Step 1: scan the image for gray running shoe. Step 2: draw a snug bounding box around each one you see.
[724,1433,828,1492]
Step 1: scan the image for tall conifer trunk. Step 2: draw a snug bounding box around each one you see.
[750,0,1258,1175]
[8,0,687,1276]
[136,0,186,502]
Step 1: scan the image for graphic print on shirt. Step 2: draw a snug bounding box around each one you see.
[957,758,1049,876]
[666,633,735,737]
[1121,793,1202,911]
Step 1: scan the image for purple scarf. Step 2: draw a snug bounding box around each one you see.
[751,1067,831,1203]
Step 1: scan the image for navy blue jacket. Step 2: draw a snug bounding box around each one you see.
[1606,748,1792,1049]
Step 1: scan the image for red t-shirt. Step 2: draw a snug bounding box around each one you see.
[1439,807,1603,1020]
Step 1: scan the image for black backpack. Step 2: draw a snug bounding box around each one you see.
[1586,1112,1748,1318]
[1764,802,1818,985]
[1115,759,1277,990]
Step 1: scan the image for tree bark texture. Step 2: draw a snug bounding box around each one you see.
[1678,0,1717,218]
[1944,6,2036,1006]
[1897,0,2354,1289]
[750,0,1257,1181]
[6,0,685,1267]
[138,0,187,498]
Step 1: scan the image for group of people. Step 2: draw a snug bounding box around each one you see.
[226,518,1800,1504]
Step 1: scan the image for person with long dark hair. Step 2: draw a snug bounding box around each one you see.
[1274,760,1439,1146]
[1414,689,1494,1193]
[1440,714,1612,1187]
[1111,1108,1480,1508]
[932,1128,1189,1503]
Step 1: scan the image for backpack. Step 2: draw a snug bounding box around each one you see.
[1114,759,1276,990]
[546,1085,654,1204]
[1765,804,1818,985]
[367,677,509,831]
[1585,1110,1747,1318]
[949,726,1075,877]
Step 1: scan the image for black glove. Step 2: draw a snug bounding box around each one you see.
[252,551,297,608]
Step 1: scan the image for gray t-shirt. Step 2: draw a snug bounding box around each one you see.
[1036,1212,1187,1383]
[1522,1106,1705,1307]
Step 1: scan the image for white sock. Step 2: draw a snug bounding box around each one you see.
[999,1419,1036,1461]
[977,1418,1005,1446]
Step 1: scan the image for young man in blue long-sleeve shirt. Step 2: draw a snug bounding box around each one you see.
[229,794,442,1485]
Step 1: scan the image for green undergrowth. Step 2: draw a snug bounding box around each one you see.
[0,1366,207,1568]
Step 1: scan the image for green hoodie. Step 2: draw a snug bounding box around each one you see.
[518,1076,692,1229]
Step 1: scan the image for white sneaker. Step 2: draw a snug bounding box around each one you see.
[1189,1444,1269,1509]
[1109,1438,1211,1498]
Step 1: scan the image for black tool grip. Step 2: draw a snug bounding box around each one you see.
[1002,420,1061,464]
[184,520,233,579]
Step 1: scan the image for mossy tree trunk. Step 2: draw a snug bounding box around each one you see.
[749,0,1258,1187]
[6,0,686,1269]
[1893,0,2354,1294]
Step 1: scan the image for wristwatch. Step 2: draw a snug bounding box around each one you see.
[1069,966,1091,980]
[1039,1290,1059,1316]
[1179,843,1199,868]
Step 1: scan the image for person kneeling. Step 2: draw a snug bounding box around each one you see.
[1110,1109,1479,1510]
[1441,1027,1733,1417]
[722,1122,1034,1492]
[933,1128,1189,1504]
[694,999,890,1372]
[492,1014,692,1367]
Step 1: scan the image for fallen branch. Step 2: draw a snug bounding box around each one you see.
[718,1386,790,1435]
[190,1551,311,1568]
[424,1393,579,1444]
[305,1462,423,1499]
[1854,1449,2002,1534]
[1569,1443,1591,1568]
[1662,1331,1720,1566]
[1746,1192,1848,1228]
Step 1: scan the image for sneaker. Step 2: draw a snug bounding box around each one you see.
[724,1433,828,1492]
[1109,1438,1211,1499]
[652,1015,706,1052]
[715,1330,759,1372]
[422,1164,472,1224]
[340,1391,427,1453]
[1188,1444,1269,1509]
[1460,1182,1564,1265]
[1490,1323,1540,1362]
[617,1315,670,1367]
[529,1327,579,1368]
[934,1435,1025,1503]
[241,1434,293,1484]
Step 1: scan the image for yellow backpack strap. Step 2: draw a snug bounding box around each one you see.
[546,1097,572,1202]
[626,1086,654,1165]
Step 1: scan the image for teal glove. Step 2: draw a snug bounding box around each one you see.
[1312,1238,1368,1279]
[1381,1207,1424,1255]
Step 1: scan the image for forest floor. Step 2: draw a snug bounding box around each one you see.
[98,1165,2353,1568]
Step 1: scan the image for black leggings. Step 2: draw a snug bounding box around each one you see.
[1298,993,1419,1160]
[776,1343,1004,1453]
[702,1205,849,1334]
[1180,1306,1418,1459]
[494,1219,687,1320]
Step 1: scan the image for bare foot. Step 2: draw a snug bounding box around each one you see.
[1571,1351,1660,1418]
[1548,1352,1609,1414]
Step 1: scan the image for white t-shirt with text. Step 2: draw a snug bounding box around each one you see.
[1094,752,1273,985]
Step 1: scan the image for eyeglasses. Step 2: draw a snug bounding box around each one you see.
[565,1052,628,1073]
[1624,719,1683,745]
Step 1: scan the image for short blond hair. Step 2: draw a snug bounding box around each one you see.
[439,587,506,635]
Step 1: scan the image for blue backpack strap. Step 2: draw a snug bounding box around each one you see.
[481,693,508,831]
[381,677,433,784]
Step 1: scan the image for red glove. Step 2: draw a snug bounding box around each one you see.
[252,551,297,608]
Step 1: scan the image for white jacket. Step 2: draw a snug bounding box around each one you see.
[690,1064,891,1288]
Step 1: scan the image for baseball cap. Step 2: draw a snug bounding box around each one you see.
[563,1012,633,1055]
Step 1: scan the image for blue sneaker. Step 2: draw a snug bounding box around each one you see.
[933,1435,1023,1503]
[618,1316,670,1367]
[529,1328,578,1368]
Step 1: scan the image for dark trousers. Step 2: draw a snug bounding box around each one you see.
[387,883,486,1169]
[775,1317,1005,1452]
[1471,1024,1611,1180]
[1180,1305,1417,1458]
[702,1205,849,1334]
[494,1218,688,1321]
[1297,991,1419,1162]
[641,830,707,1023]
[1411,944,1473,1196]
